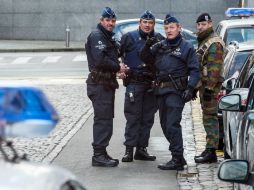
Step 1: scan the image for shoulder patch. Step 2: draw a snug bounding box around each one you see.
[95,40,106,50]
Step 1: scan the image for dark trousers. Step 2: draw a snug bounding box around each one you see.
[124,83,157,147]
[87,83,115,148]
[157,93,184,156]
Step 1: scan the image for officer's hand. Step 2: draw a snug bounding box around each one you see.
[182,87,194,103]
[117,72,126,79]
[145,37,158,47]
[120,63,129,73]
[203,88,214,101]
[192,88,199,101]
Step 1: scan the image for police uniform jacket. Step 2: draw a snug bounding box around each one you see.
[140,34,200,94]
[85,23,120,74]
[120,29,164,73]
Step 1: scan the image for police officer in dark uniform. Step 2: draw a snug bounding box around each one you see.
[140,14,200,170]
[120,10,164,162]
[85,7,128,167]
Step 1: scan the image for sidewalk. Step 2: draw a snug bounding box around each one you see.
[0,40,84,52]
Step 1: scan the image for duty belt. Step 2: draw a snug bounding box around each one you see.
[129,73,154,83]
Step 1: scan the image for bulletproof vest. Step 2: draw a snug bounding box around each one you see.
[196,34,225,77]
[124,30,147,71]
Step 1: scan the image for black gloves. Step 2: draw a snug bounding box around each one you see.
[182,87,194,103]
[145,37,158,47]
[203,88,214,101]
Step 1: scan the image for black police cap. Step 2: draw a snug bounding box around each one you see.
[101,7,116,19]
[140,10,155,20]
[164,14,179,24]
[196,13,212,23]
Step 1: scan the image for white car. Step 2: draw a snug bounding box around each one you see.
[215,8,254,45]
[0,161,87,190]
[0,83,87,190]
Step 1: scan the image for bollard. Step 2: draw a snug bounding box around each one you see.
[65,26,70,47]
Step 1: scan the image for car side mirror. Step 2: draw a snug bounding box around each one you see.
[218,160,249,183]
[247,111,254,121]
[218,94,241,111]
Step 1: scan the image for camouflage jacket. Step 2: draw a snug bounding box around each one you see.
[197,27,224,90]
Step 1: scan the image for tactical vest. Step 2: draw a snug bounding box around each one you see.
[196,34,225,78]
[124,30,146,71]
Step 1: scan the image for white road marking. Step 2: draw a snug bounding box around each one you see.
[42,56,61,63]
[73,55,87,62]
[12,57,32,64]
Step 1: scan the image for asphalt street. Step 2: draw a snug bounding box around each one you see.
[52,85,179,190]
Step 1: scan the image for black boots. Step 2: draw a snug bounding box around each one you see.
[194,149,209,159]
[122,146,134,162]
[92,148,119,167]
[194,148,217,163]
[158,155,186,171]
[134,147,156,161]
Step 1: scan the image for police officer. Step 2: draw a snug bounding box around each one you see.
[85,7,128,167]
[120,10,164,162]
[194,13,224,164]
[140,14,200,170]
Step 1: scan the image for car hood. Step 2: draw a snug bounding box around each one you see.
[0,160,81,190]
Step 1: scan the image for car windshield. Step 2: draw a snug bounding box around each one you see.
[228,51,251,77]
[225,27,254,45]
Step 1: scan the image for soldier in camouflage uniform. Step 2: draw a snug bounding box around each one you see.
[193,13,224,164]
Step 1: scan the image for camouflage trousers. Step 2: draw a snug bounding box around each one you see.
[199,83,221,149]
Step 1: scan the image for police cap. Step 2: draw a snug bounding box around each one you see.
[196,13,212,23]
[101,7,116,19]
[164,14,179,24]
[140,10,155,20]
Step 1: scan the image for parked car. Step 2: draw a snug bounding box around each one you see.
[220,49,254,158]
[218,78,254,189]
[0,83,87,190]
[215,8,254,45]
[216,42,254,150]
[113,18,197,47]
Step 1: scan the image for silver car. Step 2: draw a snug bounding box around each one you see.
[219,80,254,189]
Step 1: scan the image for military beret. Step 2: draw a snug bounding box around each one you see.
[101,7,116,19]
[196,13,212,23]
[164,14,179,24]
[140,10,155,20]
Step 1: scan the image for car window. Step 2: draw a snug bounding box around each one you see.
[237,54,254,88]
[215,24,222,35]
[118,22,138,35]
[246,82,254,110]
[223,49,234,78]
[227,51,250,78]
[225,27,254,45]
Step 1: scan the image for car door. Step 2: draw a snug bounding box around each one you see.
[237,80,254,161]
[235,84,254,190]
